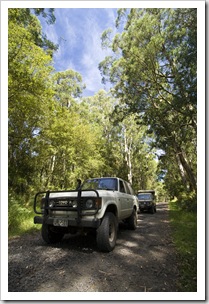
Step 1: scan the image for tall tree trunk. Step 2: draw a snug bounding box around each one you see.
[175,153,188,188]
[173,141,196,192]
[124,128,133,184]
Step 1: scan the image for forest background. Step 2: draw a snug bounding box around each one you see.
[6,7,200,235]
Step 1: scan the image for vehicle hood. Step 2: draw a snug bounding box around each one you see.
[49,189,116,198]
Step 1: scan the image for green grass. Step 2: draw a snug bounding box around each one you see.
[169,200,197,292]
[9,209,41,238]
[9,212,41,238]
[8,194,41,238]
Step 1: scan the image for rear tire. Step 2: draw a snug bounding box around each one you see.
[41,223,64,244]
[96,212,118,252]
[127,209,138,230]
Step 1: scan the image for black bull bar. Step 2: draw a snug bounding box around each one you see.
[33,189,100,223]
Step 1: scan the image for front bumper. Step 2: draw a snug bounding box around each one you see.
[34,216,101,228]
[139,202,153,211]
[139,206,152,211]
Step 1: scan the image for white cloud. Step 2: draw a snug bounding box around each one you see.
[39,8,117,95]
[78,9,116,93]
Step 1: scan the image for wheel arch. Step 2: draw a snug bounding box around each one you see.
[105,203,118,218]
[133,205,137,212]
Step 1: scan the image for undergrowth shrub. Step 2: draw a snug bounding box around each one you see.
[8,192,38,236]
[176,191,197,212]
[169,199,197,291]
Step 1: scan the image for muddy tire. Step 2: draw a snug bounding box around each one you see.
[96,212,118,252]
[41,223,64,244]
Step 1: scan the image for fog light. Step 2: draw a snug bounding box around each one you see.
[72,200,77,208]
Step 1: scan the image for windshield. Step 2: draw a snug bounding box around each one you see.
[138,193,153,200]
[81,178,117,191]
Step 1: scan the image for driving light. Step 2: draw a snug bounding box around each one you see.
[49,200,54,208]
[72,200,77,208]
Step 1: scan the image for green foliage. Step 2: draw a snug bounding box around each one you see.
[33,8,56,25]
[8,193,39,237]
[176,191,197,212]
[169,200,197,291]
[8,9,55,195]
[99,8,197,199]
[81,91,158,190]
[82,90,123,177]
[52,70,86,107]
[8,8,57,55]
[154,181,168,202]
[36,105,105,189]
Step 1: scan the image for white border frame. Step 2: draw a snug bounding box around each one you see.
[1,1,205,301]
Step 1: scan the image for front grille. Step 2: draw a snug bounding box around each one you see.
[54,199,77,207]
[48,197,88,209]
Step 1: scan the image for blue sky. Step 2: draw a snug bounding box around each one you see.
[39,8,118,96]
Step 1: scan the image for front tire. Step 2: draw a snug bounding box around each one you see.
[96,212,118,252]
[41,223,64,244]
[154,206,157,212]
[150,206,155,214]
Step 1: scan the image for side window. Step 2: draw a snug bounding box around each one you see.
[119,180,126,193]
[126,182,135,195]
[124,181,131,194]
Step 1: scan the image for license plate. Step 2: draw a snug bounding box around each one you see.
[53,219,68,227]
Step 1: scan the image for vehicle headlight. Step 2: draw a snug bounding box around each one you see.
[85,199,94,209]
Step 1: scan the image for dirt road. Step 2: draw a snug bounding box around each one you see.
[8,202,180,292]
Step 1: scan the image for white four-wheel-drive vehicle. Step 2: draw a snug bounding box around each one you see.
[34,177,138,252]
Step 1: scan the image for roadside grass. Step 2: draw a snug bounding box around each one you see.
[8,194,41,238]
[9,211,41,238]
[169,200,197,292]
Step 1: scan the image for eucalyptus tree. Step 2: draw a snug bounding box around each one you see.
[99,8,197,196]
[8,9,90,193]
[81,90,122,177]
[52,70,86,108]
[36,105,105,189]
[116,115,156,188]
[8,8,56,194]
[36,74,105,189]
[9,8,57,56]
[81,91,158,190]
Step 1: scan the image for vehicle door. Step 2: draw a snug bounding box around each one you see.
[118,179,131,219]
[124,181,136,214]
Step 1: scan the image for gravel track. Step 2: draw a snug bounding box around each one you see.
[8,202,180,292]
